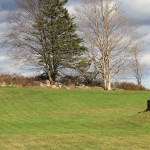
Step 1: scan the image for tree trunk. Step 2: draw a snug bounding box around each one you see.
[137,80,141,86]
[106,67,111,90]
[51,72,56,83]
[103,74,111,90]
[45,65,53,84]
[107,80,111,90]
[103,77,107,90]
[47,70,53,84]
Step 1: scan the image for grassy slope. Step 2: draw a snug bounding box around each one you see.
[0,87,150,150]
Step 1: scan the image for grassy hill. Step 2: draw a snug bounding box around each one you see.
[0,87,150,150]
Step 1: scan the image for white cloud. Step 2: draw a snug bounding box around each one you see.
[66,5,75,14]
[121,0,150,24]
[141,54,150,64]
[0,56,8,62]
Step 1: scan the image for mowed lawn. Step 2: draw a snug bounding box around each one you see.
[0,87,150,150]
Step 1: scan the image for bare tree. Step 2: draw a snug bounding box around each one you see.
[131,44,146,85]
[75,0,141,90]
[4,0,48,78]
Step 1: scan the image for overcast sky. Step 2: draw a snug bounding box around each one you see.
[0,0,150,87]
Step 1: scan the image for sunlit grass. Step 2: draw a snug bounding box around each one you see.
[0,87,150,149]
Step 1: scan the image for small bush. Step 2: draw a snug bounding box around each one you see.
[113,82,147,91]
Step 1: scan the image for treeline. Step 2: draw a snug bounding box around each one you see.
[2,0,145,90]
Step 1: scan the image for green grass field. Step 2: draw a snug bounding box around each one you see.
[0,87,150,150]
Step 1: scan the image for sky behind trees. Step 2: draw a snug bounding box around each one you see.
[0,0,150,87]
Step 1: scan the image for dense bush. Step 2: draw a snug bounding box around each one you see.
[113,82,147,91]
[60,75,102,86]
[35,73,48,81]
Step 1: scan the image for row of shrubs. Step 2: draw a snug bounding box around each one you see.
[0,74,148,90]
[113,82,147,91]
[59,76,148,90]
[0,74,40,87]
[0,74,102,87]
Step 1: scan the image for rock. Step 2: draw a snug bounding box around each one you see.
[52,85,59,89]
[44,80,51,87]
[55,82,60,87]
[85,86,90,89]
[40,83,44,87]
[1,82,6,87]
[46,83,51,87]
[45,80,50,84]
[76,84,86,89]
[80,84,85,88]
[52,85,56,88]
[58,84,63,88]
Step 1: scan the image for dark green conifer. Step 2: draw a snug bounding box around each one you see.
[40,0,88,83]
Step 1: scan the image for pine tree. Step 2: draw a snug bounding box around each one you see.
[39,0,88,83]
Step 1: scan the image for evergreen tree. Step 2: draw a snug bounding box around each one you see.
[39,0,88,83]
